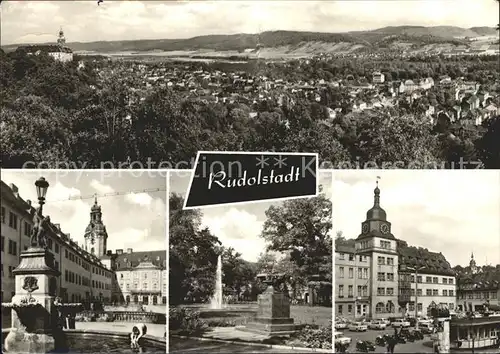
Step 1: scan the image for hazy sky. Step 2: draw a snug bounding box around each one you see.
[169,170,332,262]
[2,170,167,253]
[1,0,498,45]
[333,170,500,267]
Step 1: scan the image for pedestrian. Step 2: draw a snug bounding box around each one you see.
[130,323,147,348]
[387,336,396,354]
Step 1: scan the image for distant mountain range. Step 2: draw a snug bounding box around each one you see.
[2,26,498,54]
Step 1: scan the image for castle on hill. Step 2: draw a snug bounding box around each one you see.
[16,27,73,62]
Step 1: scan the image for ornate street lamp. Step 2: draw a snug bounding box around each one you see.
[30,177,50,249]
[35,177,49,210]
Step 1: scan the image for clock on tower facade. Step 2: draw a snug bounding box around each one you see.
[355,182,399,319]
[84,197,108,258]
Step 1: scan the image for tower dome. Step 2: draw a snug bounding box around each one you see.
[366,183,387,221]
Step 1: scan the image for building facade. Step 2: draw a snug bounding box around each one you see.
[335,183,456,320]
[1,180,166,306]
[456,254,500,312]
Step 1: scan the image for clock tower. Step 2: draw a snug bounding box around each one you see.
[84,197,108,258]
[355,181,399,319]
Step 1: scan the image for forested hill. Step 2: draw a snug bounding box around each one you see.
[2,26,497,53]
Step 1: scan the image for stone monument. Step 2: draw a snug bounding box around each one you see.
[1,177,67,353]
[241,275,296,336]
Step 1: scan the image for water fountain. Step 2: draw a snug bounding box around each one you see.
[210,255,223,309]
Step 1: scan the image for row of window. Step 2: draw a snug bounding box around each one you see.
[338,253,367,262]
[377,272,395,281]
[377,257,395,266]
[402,288,455,297]
[1,208,33,237]
[337,303,368,316]
[119,282,166,291]
[64,248,111,278]
[458,292,498,300]
[338,267,369,279]
[1,237,18,256]
[119,271,160,279]
[338,285,368,298]
[2,207,18,230]
[401,273,455,285]
[64,270,110,290]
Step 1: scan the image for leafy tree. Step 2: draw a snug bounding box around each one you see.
[169,193,221,305]
[261,187,332,283]
[477,116,500,168]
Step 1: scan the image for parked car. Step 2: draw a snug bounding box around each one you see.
[335,321,348,329]
[334,331,352,346]
[392,319,411,328]
[419,322,434,334]
[368,320,387,330]
[349,322,368,332]
[418,317,432,325]
[379,318,391,326]
[356,340,376,352]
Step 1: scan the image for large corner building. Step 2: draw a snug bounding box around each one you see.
[1,181,166,305]
[335,183,457,319]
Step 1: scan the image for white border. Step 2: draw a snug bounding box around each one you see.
[181,151,319,210]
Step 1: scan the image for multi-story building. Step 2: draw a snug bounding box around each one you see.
[398,242,456,317]
[335,183,456,320]
[1,181,113,303]
[1,180,166,306]
[108,249,167,305]
[456,254,500,312]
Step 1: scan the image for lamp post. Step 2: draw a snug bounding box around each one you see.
[35,177,50,211]
[406,265,426,330]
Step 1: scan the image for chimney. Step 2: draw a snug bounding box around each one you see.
[26,200,32,207]
[127,248,133,254]
[106,250,112,256]
[66,233,71,240]
[54,223,61,231]
[116,249,123,255]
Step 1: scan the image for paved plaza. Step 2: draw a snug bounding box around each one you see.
[169,337,309,353]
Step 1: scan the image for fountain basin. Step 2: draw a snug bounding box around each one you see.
[2,328,167,353]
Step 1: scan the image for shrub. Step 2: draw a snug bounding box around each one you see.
[96,313,114,322]
[169,307,207,335]
[295,321,332,349]
[206,319,237,327]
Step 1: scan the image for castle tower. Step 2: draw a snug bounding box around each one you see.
[469,252,477,274]
[57,27,66,46]
[355,180,399,319]
[84,197,108,257]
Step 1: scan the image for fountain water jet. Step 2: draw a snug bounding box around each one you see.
[210,255,223,309]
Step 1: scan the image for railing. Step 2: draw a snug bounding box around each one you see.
[110,311,166,324]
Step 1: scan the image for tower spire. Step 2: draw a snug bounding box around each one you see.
[374,176,381,206]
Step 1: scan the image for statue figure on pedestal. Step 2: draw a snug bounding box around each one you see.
[30,207,51,249]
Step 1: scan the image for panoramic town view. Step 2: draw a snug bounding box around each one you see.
[1,0,499,169]
[1,170,167,353]
[169,171,333,352]
[333,170,500,353]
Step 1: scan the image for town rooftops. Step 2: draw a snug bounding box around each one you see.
[112,250,166,271]
[398,245,455,276]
